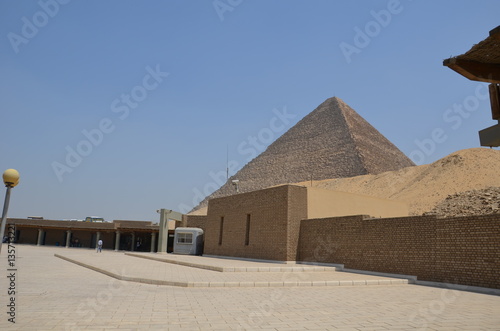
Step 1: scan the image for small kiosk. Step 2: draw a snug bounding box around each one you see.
[173,227,204,255]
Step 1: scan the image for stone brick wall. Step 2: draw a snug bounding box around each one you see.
[204,185,307,261]
[184,215,208,233]
[286,186,308,261]
[298,214,500,289]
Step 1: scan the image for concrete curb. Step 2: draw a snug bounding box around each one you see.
[341,268,418,283]
[414,280,500,296]
[54,254,189,287]
[126,253,339,272]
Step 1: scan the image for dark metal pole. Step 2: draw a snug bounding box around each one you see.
[0,186,13,254]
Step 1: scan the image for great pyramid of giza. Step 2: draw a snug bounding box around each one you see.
[191,96,415,213]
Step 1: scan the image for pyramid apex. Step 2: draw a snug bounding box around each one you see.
[317,96,348,109]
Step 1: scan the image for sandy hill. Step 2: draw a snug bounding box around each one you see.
[295,148,500,215]
[191,96,414,213]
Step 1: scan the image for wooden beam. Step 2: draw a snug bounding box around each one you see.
[444,58,500,83]
[490,84,500,120]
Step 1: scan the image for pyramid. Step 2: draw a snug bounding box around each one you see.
[191,97,415,212]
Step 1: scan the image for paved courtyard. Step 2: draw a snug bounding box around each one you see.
[1,245,499,330]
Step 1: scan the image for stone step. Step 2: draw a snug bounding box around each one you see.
[55,253,409,288]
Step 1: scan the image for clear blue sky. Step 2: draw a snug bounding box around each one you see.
[0,0,498,222]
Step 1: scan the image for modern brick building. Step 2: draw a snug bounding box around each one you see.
[196,184,408,261]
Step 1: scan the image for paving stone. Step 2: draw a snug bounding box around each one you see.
[238,282,254,287]
[1,245,499,330]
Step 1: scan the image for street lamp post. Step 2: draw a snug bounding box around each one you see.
[0,169,20,254]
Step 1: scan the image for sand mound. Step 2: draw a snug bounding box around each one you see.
[296,148,500,215]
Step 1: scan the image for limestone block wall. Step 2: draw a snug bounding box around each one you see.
[298,214,500,289]
[306,187,408,219]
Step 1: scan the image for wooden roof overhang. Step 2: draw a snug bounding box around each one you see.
[443,25,500,147]
[443,25,500,83]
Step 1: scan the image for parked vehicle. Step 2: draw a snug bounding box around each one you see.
[84,216,106,223]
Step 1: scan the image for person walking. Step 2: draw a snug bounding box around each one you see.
[97,239,103,253]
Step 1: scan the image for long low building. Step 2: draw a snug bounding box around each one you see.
[198,184,409,261]
[5,218,170,252]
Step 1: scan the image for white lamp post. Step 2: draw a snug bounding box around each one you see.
[0,169,20,254]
